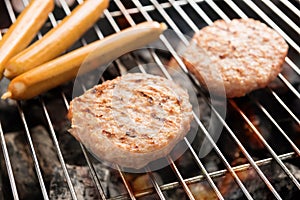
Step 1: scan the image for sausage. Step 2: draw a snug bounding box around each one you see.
[0,0,54,80]
[4,0,109,79]
[1,21,167,100]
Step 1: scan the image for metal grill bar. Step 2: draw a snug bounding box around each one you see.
[182,152,296,187]
[40,98,78,200]
[209,4,300,122]
[109,1,222,198]
[4,7,57,199]
[151,0,190,44]
[175,1,299,160]
[114,1,235,199]
[129,0,298,199]
[0,0,299,200]
[72,1,169,198]
[243,0,300,53]
[230,100,300,189]
[57,0,172,198]
[206,0,300,191]
[223,0,248,19]
[124,42,222,199]
[102,4,198,199]
[164,1,299,170]
[205,0,231,22]
[114,38,194,199]
[190,1,300,119]
[16,102,49,200]
[187,0,213,25]
[249,95,300,155]
[52,1,111,198]
[277,73,300,98]
[9,0,108,199]
[175,1,299,197]
[269,89,300,125]
[221,0,300,130]
[116,165,136,200]
[66,78,108,199]
[127,1,254,198]
[194,91,285,198]
[4,2,77,196]
[221,0,300,169]
[219,0,300,137]
[261,0,300,34]
[129,1,297,199]
[62,91,107,200]
[25,0,104,198]
[109,0,204,17]
[168,0,199,32]
[146,168,166,200]
[182,138,224,200]
[3,0,16,22]
[167,156,195,200]
[285,57,300,76]
[280,0,300,16]
[0,8,20,199]
[223,1,300,76]
[0,121,19,200]
[115,152,296,199]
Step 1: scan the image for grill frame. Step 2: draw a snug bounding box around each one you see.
[0,0,299,199]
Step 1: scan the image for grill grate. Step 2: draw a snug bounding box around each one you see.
[0,0,299,199]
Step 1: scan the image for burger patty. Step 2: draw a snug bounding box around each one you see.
[68,73,193,169]
[181,18,288,98]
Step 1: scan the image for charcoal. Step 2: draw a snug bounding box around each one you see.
[126,172,163,200]
[213,163,300,200]
[49,165,167,200]
[219,162,300,200]
[167,162,300,200]
[107,169,127,198]
[0,170,4,200]
[272,163,300,199]
[1,129,40,199]
[0,126,59,200]
[189,182,218,200]
[166,188,192,200]
[56,132,87,166]
[49,164,112,200]
[30,126,60,182]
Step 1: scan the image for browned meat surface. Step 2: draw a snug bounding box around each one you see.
[182,18,288,98]
[68,73,193,169]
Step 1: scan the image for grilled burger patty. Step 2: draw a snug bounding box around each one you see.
[182,18,288,98]
[68,73,193,169]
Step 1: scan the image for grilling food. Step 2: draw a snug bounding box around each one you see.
[4,0,109,79]
[0,0,54,80]
[181,18,288,98]
[1,21,167,100]
[68,73,193,169]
